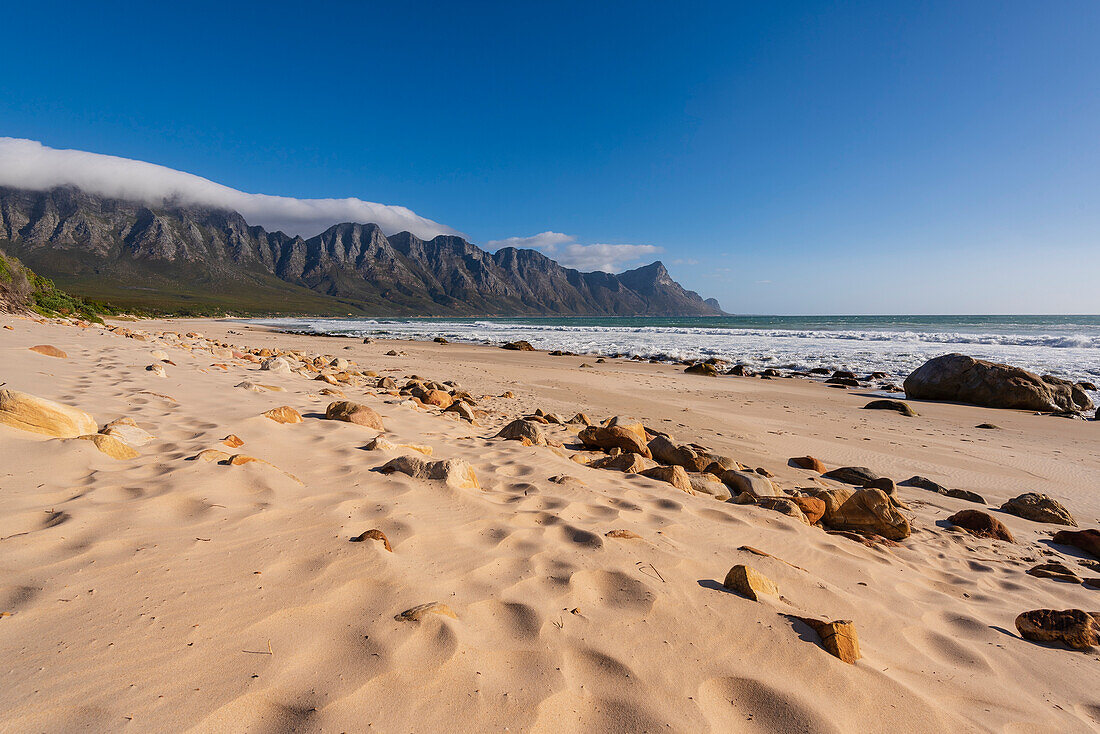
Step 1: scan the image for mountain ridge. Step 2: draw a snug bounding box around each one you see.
[0,185,723,317]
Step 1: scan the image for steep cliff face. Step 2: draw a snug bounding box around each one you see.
[0,186,724,316]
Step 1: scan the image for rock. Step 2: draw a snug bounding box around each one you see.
[1027,562,1082,583]
[757,497,809,524]
[790,456,827,473]
[806,487,855,522]
[419,389,453,409]
[904,354,1093,413]
[639,465,694,494]
[445,401,476,422]
[722,565,778,601]
[222,434,245,448]
[567,413,592,426]
[794,618,862,663]
[822,466,881,486]
[589,453,657,473]
[826,377,859,387]
[605,529,642,539]
[433,336,448,343]
[863,477,897,496]
[100,418,155,446]
[495,419,547,445]
[0,389,97,438]
[719,469,775,498]
[376,376,397,390]
[76,433,139,460]
[647,435,711,472]
[501,340,535,351]
[792,496,827,524]
[146,363,166,377]
[324,401,384,430]
[1000,493,1077,527]
[975,423,1000,429]
[947,510,1015,542]
[902,476,948,494]
[685,362,719,377]
[945,489,985,504]
[234,381,266,393]
[863,399,918,417]
[262,406,302,424]
[827,488,910,540]
[1052,529,1100,559]
[350,528,392,551]
[29,344,67,358]
[394,602,457,622]
[260,357,291,373]
[364,436,432,455]
[1014,609,1098,650]
[192,448,231,462]
[688,472,732,501]
[578,420,651,457]
[377,455,480,490]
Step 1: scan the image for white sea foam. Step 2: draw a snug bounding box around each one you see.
[253,317,1100,391]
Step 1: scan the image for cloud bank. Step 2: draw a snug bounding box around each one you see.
[487,231,662,272]
[0,137,460,240]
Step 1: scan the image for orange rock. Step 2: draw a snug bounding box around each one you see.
[351,528,392,551]
[394,601,457,622]
[790,456,827,473]
[222,434,245,448]
[792,496,827,524]
[795,617,862,663]
[605,529,642,539]
[29,344,67,358]
[262,406,302,424]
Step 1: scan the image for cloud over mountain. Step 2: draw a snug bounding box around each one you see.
[0,137,459,240]
[487,231,661,272]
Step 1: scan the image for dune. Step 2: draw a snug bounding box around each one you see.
[1,314,1098,733]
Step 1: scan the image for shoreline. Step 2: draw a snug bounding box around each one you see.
[2,312,1099,732]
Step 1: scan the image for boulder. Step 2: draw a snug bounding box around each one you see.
[685,362,719,377]
[863,399,918,417]
[376,376,397,390]
[757,497,809,524]
[1014,609,1099,650]
[947,510,1014,542]
[323,401,384,430]
[262,406,302,424]
[794,618,862,663]
[377,455,480,490]
[578,420,651,457]
[903,475,948,494]
[722,565,778,601]
[445,401,476,422]
[419,389,453,409]
[495,419,547,446]
[826,488,910,540]
[688,472,732,501]
[28,344,67,358]
[904,354,1093,412]
[719,470,775,498]
[792,496,827,524]
[1052,529,1100,560]
[0,389,97,438]
[647,435,710,472]
[863,477,897,496]
[261,357,291,373]
[945,489,985,504]
[807,487,855,522]
[1000,493,1077,527]
[1027,562,1082,583]
[76,433,139,460]
[100,417,155,446]
[589,453,657,473]
[790,456,827,473]
[501,340,535,351]
[822,466,881,486]
[639,465,694,494]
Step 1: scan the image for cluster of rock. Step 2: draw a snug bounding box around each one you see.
[0,387,148,460]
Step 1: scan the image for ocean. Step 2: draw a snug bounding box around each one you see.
[252,314,1100,388]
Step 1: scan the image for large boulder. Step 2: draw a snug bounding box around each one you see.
[495,419,547,445]
[1052,529,1100,559]
[325,401,385,430]
[1014,609,1099,650]
[639,465,694,494]
[687,472,732,501]
[719,469,775,498]
[822,466,881,486]
[904,354,1093,412]
[578,419,651,457]
[826,488,911,540]
[947,510,1014,542]
[0,389,97,438]
[647,435,711,472]
[1000,493,1077,526]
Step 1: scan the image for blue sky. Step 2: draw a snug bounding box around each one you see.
[1,1,1098,314]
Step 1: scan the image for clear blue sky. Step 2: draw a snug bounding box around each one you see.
[2,1,1098,314]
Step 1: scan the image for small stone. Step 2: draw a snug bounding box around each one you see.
[947,510,1014,542]
[351,529,392,551]
[1014,609,1098,650]
[945,488,985,504]
[501,340,535,351]
[722,565,778,601]
[222,434,245,448]
[146,363,167,377]
[589,453,657,473]
[394,602,457,622]
[975,423,1000,429]
[29,345,68,358]
[192,449,231,463]
[262,406,302,424]
[794,617,862,663]
[605,529,642,539]
[445,401,476,422]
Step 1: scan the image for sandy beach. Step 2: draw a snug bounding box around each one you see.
[2,314,1098,733]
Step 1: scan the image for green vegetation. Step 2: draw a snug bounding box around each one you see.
[0,248,115,322]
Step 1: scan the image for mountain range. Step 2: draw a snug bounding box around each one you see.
[0,186,723,316]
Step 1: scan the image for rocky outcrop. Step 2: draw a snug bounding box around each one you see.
[904,354,1093,413]
[0,186,723,316]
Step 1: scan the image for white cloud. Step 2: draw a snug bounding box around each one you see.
[488,231,662,272]
[0,137,460,240]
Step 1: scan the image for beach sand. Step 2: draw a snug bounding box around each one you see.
[1,314,1098,733]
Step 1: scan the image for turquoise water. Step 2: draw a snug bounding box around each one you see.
[255,314,1100,386]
